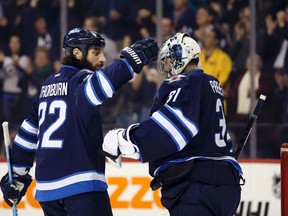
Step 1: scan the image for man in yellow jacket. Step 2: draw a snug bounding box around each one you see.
[200,27,232,112]
[200,27,232,95]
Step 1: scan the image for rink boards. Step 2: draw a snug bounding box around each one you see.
[0,160,280,216]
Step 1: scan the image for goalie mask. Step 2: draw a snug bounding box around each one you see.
[158,33,200,78]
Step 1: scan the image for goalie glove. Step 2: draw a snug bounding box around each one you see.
[0,172,32,207]
[102,124,140,168]
[120,38,159,73]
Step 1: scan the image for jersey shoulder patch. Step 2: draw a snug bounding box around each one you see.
[166,74,186,83]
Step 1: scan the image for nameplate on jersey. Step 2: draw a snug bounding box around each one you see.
[39,82,68,98]
[209,80,223,96]
[167,74,186,83]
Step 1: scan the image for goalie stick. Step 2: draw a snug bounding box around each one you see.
[234,94,266,159]
[2,121,18,216]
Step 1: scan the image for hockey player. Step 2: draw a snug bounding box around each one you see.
[0,28,159,215]
[102,33,243,216]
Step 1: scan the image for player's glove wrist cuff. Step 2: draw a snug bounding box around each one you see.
[120,48,143,73]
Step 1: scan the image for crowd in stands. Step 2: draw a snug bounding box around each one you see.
[0,0,288,159]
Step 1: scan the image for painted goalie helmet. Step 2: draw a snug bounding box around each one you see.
[158,32,201,78]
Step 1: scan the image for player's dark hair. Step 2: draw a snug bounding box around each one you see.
[190,58,199,66]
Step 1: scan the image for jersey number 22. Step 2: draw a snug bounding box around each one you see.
[38,100,67,149]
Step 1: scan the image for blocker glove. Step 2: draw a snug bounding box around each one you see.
[102,124,140,168]
[0,172,32,207]
[121,38,159,73]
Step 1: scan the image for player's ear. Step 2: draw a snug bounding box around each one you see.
[72,48,83,60]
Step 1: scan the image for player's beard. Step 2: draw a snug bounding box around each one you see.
[62,55,104,71]
[80,58,101,71]
[76,55,104,71]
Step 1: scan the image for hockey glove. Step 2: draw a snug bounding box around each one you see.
[102,124,140,168]
[121,38,159,73]
[102,129,123,168]
[0,172,32,207]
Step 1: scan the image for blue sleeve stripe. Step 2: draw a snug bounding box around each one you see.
[151,110,188,151]
[14,134,37,151]
[84,75,102,106]
[18,129,38,143]
[14,141,36,152]
[164,104,199,137]
[119,58,134,78]
[96,71,115,99]
[21,119,38,135]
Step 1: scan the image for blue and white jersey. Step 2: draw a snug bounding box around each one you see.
[11,59,134,201]
[130,69,242,177]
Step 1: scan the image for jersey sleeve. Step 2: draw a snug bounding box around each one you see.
[81,59,134,107]
[131,80,202,162]
[11,100,39,174]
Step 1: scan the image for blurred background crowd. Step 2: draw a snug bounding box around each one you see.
[0,0,287,159]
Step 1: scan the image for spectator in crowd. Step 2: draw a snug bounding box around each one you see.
[263,7,288,72]
[0,2,8,49]
[194,5,215,45]
[229,54,275,157]
[272,68,288,123]
[90,0,135,50]
[3,0,30,40]
[286,4,288,23]
[168,0,197,35]
[0,35,31,129]
[26,16,53,61]
[270,68,288,154]
[208,0,223,27]
[233,55,273,121]
[122,64,166,123]
[83,16,118,66]
[199,27,232,98]
[161,17,175,41]
[279,69,288,124]
[18,47,53,118]
[229,5,265,85]
[133,0,156,40]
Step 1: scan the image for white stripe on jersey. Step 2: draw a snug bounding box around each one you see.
[36,171,106,191]
[165,104,199,137]
[21,119,38,135]
[152,111,186,150]
[14,135,37,150]
[96,71,114,98]
[85,75,102,106]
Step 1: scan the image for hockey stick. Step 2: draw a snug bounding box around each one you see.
[234,94,266,159]
[2,121,18,216]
